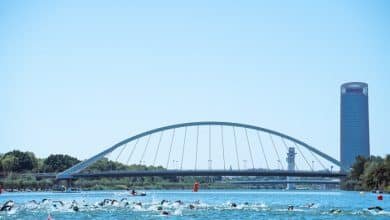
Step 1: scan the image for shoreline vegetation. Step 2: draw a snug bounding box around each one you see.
[341,155,389,192]
[0,150,388,192]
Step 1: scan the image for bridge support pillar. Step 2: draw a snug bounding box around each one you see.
[286,147,296,190]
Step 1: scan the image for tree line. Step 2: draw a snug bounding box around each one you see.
[0,150,80,174]
[342,155,390,191]
[0,150,167,174]
[0,150,217,191]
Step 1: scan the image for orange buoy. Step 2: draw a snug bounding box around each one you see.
[193,181,199,192]
[377,194,383,200]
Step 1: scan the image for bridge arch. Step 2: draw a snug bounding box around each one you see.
[57,121,343,179]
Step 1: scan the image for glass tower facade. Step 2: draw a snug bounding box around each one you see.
[340,82,370,169]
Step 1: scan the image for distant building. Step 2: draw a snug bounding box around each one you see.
[340,82,370,169]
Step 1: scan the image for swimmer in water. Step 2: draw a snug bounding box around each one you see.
[368,206,383,212]
[134,202,142,207]
[70,200,79,212]
[98,199,112,207]
[230,202,237,208]
[288,205,294,211]
[329,208,342,214]
[53,201,65,206]
[41,198,50,204]
[175,200,183,205]
[0,200,14,211]
[111,199,119,206]
[161,211,170,215]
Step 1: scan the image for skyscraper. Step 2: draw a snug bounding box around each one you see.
[340,82,370,169]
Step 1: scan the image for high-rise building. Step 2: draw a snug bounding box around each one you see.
[340,82,370,169]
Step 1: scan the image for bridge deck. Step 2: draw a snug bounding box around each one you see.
[228,180,341,184]
[52,170,347,179]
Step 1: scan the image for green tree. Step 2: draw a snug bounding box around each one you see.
[1,155,18,173]
[350,155,367,180]
[43,154,80,172]
[342,154,390,191]
[3,150,38,172]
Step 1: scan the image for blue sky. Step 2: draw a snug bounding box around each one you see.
[1,0,389,162]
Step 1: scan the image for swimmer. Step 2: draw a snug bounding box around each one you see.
[1,200,14,211]
[288,205,294,211]
[41,198,50,204]
[368,206,383,212]
[175,200,183,205]
[71,200,79,212]
[157,206,163,211]
[329,208,342,214]
[53,201,65,206]
[230,202,237,208]
[111,199,119,206]
[161,211,170,215]
[188,204,195,209]
[122,201,130,207]
[134,202,142,207]
[307,203,315,208]
[72,205,79,212]
[28,200,39,204]
[98,199,112,206]
[161,200,168,205]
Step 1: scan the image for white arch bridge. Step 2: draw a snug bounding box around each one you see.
[56,121,347,180]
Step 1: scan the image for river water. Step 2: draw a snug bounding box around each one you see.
[0,190,388,219]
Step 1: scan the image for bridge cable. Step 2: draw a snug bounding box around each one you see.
[152,131,164,166]
[308,146,327,171]
[166,129,176,169]
[106,151,114,171]
[139,134,152,165]
[280,136,289,152]
[281,138,299,170]
[269,134,284,170]
[293,142,313,171]
[208,125,212,170]
[244,128,255,169]
[220,126,226,170]
[126,138,140,165]
[195,126,199,170]
[256,132,270,169]
[232,126,241,170]
[180,127,187,170]
[115,143,127,162]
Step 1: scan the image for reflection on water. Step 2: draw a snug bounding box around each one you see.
[0,190,388,219]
